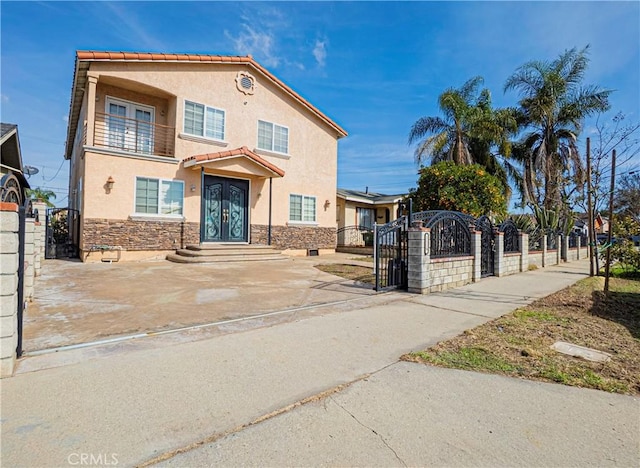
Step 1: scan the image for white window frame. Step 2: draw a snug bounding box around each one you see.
[257,120,289,155]
[289,193,317,224]
[105,96,155,154]
[133,177,185,218]
[183,100,226,142]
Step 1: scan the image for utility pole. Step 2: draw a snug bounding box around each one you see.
[586,138,595,276]
[604,149,616,295]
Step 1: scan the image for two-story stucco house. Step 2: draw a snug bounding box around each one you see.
[64,51,347,262]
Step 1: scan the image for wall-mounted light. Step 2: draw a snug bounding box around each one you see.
[95,95,100,102]
[190,184,196,192]
[105,176,115,194]
[324,200,331,209]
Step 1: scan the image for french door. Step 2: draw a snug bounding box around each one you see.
[201,176,249,242]
[106,97,154,154]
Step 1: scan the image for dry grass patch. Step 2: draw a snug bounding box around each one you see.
[403,276,640,395]
[315,264,375,285]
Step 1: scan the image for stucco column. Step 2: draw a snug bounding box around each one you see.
[0,203,19,377]
[471,230,482,282]
[407,225,430,294]
[556,235,562,265]
[576,235,581,260]
[32,201,47,261]
[24,218,35,302]
[85,74,98,147]
[494,231,504,277]
[520,232,529,272]
[561,235,569,262]
[542,235,548,268]
[33,220,42,276]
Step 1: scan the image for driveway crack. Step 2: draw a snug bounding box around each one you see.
[330,396,407,467]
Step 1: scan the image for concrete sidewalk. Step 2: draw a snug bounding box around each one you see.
[2,259,637,467]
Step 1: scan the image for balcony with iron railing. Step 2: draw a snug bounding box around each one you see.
[90,112,175,158]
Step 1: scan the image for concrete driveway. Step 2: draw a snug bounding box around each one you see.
[24,255,377,352]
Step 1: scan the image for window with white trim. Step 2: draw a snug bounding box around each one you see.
[184,101,225,141]
[289,194,316,223]
[135,177,184,216]
[258,120,289,154]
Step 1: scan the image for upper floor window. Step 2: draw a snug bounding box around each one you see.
[184,101,225,141]
[258,120,288,154]
[135,177,184,216]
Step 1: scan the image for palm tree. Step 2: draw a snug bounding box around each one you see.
[504,46,611,210]
[27,187,56,207]
[408,77,518,197]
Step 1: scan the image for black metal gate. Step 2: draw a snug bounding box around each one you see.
[45,208,80,259]
[374,216,408,291]
[476,215,495,277]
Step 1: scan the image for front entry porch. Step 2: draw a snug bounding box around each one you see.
[201,175,249,243]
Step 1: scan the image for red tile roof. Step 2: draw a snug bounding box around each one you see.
[184,146,285,178]
[74,51,347,138]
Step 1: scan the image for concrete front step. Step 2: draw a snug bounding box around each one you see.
[166,253,289,263]
[167,243,289,263]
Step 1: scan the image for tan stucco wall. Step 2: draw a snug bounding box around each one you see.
[336,199,399,228]
[77,62,339,232]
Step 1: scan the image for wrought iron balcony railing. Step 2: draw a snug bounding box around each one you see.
[92,112,175,157]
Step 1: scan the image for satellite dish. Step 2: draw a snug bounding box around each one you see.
[23,165,39,177]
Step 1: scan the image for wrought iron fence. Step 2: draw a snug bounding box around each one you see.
[499,219,520,253]
[568,232,588,248]
[528,229,543,252]
[375,216,408,291]
[337,225,374,247]
[546,229,560,250]
[93,112,175,157]
[424,211,472,258]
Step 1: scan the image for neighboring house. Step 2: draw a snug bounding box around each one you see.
[1,123,30,204]
[64,51,347,261]
[336,188,404,247]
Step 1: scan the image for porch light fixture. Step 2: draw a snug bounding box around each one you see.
[324,199,331,209]
[190,184,196,192]
[105,176,115,193]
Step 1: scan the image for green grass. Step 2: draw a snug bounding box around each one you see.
[411,347,518,373]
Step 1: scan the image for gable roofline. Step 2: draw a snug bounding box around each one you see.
[64,50,348,159]
[183,146,285,178]
[337,188,405,205]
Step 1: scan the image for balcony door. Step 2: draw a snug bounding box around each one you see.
[105,97,154,154]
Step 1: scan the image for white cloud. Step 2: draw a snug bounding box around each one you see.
[100,3,165,51]
[313,39,327,68]
[1,94,8,103]
[225,24,280,68]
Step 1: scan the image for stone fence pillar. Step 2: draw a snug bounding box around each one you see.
[24,218,35,302]
[542,235,548,267]
[32,201,47,261]
[556,235,562,265]
[561,235,569,262]
[494,231,505,277]
[0,203,19,377]
[407,226,430,294]
[576,236,581,260]
[471,230,482,282]
[520,232,529,272]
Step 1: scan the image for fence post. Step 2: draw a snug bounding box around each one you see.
[407,223,430,294]
[471,230,482,282]
[556,235,562,265]
[24,218,35,302]
[542,234,548,268]
[0,203,19,377]
[32,201,47,262]
[520,232,529,272]
[561,234,569,262]
[576,235,581,260]
[494,231,504,277]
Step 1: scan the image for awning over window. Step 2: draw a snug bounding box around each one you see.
[183,146,285,178]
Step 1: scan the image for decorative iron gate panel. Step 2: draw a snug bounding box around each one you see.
[45,208,80,259]
[475,216,495,277]
[374,216,408,291]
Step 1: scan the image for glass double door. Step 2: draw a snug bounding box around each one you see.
[202,176,249,242]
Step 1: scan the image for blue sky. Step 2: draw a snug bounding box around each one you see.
[2,1,639,208]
